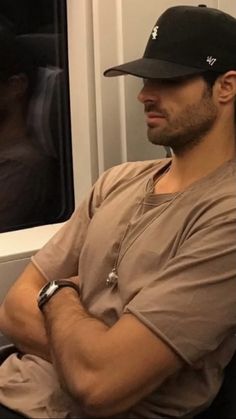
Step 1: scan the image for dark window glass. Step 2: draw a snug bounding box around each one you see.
[0,0,74,233]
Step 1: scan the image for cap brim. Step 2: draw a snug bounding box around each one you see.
[104,57,205,79]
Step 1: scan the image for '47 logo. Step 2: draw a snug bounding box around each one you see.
[152,26,159,40]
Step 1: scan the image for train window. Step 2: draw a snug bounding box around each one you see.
[0,0,74,233]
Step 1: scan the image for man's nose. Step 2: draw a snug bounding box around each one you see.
[137,80,157,104]
[137,86,146,104]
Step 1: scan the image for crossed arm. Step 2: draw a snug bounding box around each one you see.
[0,262,50,360]
[0,262,183,417]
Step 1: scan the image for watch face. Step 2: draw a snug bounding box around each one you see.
[37,281,59,307]
[38,281,55,297]
[38,280,80,310]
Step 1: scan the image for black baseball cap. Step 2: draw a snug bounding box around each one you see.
[104,5,236,79]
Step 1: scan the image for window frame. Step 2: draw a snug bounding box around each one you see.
[0,0,98,263]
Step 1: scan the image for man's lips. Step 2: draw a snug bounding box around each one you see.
[145,112,165,118]
[145,112,166,123]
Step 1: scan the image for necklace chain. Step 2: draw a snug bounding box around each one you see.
[106,202,140,287]
[105,164,174,288]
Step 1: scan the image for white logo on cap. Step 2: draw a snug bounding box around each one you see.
[152,26,159,40]
[206,56,217,66]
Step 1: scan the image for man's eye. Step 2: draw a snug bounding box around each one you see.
[160,78,186,86]
[142,77,188,87]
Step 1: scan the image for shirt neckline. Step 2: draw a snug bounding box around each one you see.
[146,158,236,202]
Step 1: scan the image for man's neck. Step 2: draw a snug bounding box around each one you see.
[155,129,236,194]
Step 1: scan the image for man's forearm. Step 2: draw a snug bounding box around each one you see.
[41,287,127,416]
[42,285,182,417]
[42,288,108,388]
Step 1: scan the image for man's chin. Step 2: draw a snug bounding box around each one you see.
[147,132,170,147]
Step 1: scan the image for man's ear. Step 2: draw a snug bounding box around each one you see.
[215,71,236,104]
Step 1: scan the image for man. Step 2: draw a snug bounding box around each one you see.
[0,4,236,419]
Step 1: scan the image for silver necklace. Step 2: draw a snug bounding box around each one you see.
[105,167,180,288]
[105,216,134,287]
[106,268,119,286]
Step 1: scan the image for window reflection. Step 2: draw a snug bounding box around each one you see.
[0,0,74,233]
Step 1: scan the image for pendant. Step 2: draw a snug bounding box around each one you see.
[106,268,118,287]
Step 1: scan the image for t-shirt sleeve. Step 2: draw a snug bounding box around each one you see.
[124,212,236,366]
[31,179,103,280]
[31,163,127,280]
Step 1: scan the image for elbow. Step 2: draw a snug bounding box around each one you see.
[0,306,15,347]
[69,371,118,418]
[0,304,10,336]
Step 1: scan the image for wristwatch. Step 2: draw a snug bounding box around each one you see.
[37,280,80,311]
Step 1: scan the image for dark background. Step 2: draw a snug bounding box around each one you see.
[0,0,55,34]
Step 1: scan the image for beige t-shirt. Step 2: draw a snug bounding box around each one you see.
[0,158,236,418]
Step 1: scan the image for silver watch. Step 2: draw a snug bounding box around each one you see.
[37,279,80,310]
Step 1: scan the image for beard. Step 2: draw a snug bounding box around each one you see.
[147,85,218,156]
